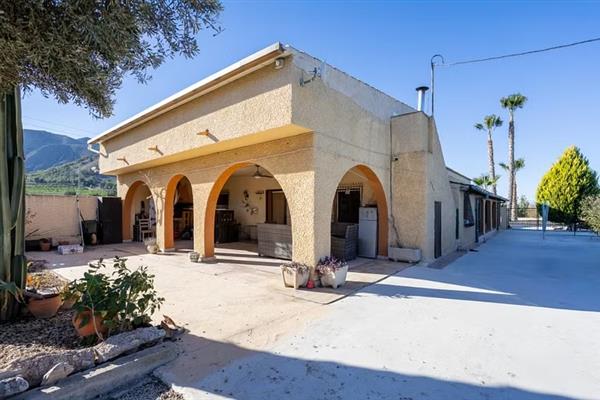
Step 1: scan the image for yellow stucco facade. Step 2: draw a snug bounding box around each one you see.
[90,43,504,266]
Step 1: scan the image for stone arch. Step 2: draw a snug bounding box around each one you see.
[329,164,389,257]
[164,174,194,250]
[203,162,294,259]
[122,180,152,241]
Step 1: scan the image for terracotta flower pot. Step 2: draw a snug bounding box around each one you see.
[27,295,62,318]
[72,310,108,337]
[40,241,51,251]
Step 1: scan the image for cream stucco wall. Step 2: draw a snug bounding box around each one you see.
[25,195,97,245]
[101,45,485,266]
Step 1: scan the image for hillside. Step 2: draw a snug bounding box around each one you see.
[24,128,116,196]
[24,129,91,171]
[26,155,116,196]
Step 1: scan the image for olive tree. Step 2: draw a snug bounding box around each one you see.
[0,0,221,321]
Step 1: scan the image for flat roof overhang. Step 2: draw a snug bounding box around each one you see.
[89,42,289,145]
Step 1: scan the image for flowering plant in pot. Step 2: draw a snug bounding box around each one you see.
[71,257,164,340]
[280,262,310,289]
[316,256,348,289]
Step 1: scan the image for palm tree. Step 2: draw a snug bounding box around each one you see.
[499,158,525,211]
[473,174,501,192]
[475,115,503,194]
[500,93,528,220]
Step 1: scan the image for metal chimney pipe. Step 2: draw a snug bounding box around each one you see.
[415,86,429,112]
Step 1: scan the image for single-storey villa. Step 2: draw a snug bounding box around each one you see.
[88,42,506,266]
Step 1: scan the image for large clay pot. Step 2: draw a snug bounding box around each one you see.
[27,295,62,318]
[40,240,51,251]
[72,310,108,337]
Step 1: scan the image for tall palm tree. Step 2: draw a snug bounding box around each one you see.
[475,115,503,194]
[473,174,501,192]
[500,93,527,220]
[499,158,525,211]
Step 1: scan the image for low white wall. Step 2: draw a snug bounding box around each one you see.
[25,194,98,245]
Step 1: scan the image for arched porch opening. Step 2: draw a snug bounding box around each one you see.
[329,165,389,260]
[122,180,156,242]
[164,174,194,250]
[204,163,293,261]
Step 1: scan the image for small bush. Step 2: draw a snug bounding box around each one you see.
[72,257,164,335]
[582,195,600,234]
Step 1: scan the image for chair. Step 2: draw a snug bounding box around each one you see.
[137,218,154,242]
[331,223,358,261]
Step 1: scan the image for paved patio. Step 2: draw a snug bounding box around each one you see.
[165,230,600,399]
[28,240,410,395]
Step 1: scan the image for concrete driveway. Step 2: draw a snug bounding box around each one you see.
[175,231,600,399]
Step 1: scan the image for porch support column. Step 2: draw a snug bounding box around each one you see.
[192,181,215,261]
[286,170,330,267]
[150,182,167,252]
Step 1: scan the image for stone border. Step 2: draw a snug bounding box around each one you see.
[11,342,178,400]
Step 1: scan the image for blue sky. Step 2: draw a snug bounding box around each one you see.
[22,0,600,201]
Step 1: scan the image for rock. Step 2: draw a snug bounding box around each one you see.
[0,375,29,397]
[41,362,74,386]
[93,327,165,364]
[6,348,94,387]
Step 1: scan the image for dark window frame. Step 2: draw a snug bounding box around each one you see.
[463,192,475,227]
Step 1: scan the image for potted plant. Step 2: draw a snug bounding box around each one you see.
[39,238,51,251]
[189,251,200,262]
[71,257,164,339]
[144,237,158,254]
[25,273,62,318]
[316,256,348,289]
[280,262,310,289]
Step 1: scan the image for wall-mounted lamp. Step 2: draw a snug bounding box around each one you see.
[197,129,210,136]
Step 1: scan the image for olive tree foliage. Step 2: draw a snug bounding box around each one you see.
[536,146,599,224]
[581,196,600,234]
[0,0,223,117]
[0,0,221,321]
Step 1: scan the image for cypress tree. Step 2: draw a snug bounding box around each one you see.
[536,146,599,224]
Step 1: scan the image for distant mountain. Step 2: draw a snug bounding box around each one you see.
[24,128,116,196]
[27,155,116,196]
[24,129,91,172]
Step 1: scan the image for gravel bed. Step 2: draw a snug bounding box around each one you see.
[105,377,184,400]
[0,310,82,369]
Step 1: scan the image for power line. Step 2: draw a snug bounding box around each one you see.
[429,36,600,115]
[440,36,600,67]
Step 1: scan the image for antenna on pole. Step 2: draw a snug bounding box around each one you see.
[430,54,445,117]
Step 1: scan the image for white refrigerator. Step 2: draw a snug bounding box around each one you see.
[358,207,378,258]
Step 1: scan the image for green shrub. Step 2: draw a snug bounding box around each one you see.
[73,257,164,335]
[535,146,599,224]
[581,196,600,233]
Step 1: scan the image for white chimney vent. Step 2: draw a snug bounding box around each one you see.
[415,86,429,112]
